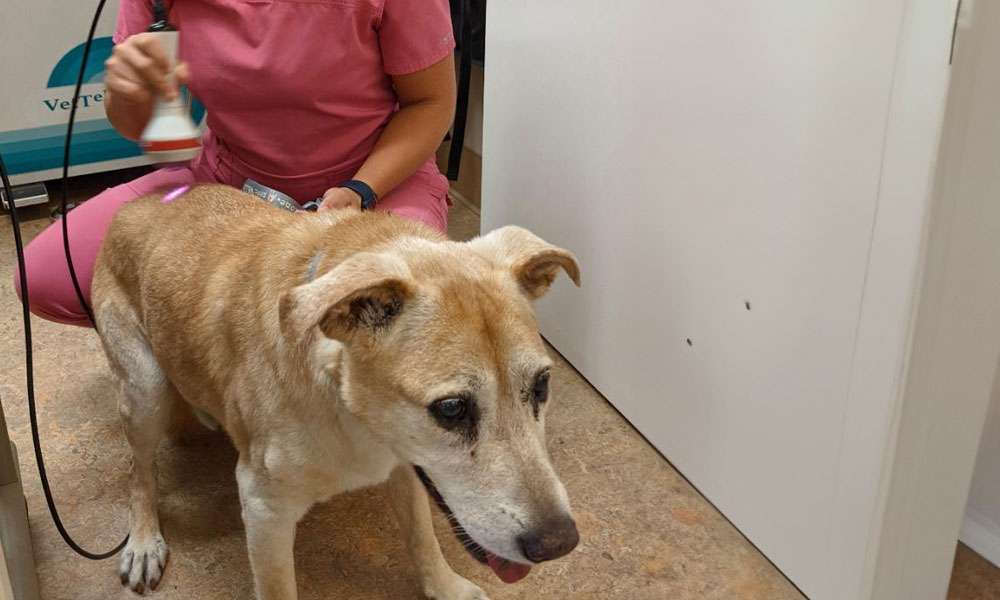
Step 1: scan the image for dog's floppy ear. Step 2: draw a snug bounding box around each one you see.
[280,252,413,342]
[470,226,581,299]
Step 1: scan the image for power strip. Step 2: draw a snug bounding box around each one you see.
[0,182,48,211]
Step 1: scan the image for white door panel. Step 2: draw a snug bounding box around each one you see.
[482,1,956,597]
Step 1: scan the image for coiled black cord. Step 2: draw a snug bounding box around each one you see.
[1,0,128,560]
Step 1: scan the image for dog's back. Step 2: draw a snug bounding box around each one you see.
[92,184,439,428]
[96,184,295,304]
[96,184,441,308]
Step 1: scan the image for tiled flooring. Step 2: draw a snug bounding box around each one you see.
[0,170,994,599]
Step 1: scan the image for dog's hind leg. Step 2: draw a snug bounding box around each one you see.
[96,299,174,594]
[388,466,491,600]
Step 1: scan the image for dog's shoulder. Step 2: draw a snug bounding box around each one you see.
[330,209,447,251]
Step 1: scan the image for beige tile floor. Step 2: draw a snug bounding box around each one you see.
[0,170,994,599]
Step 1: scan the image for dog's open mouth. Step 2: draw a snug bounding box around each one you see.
[413,466,532,584]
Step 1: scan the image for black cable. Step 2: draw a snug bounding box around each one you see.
[446,0,474,181]
[2,160,127,561]
[0,0,127,560]
[59,0,108,328]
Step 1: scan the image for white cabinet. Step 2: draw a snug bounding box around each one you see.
[482,1,983,598]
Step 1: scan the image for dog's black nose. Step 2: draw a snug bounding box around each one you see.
[518,516,580,563]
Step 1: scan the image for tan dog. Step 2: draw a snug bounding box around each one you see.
[91,184,581,599]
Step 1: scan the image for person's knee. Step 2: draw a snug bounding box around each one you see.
[11,242,90,327]
[11,241,37,307]
[12,245,50,318]
[12,262,23,304]
[385,188,450,234]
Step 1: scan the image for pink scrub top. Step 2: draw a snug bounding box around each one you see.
[113,0,455,190]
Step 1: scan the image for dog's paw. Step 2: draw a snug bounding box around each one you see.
[424,574,491,600]
[118,533,169,594]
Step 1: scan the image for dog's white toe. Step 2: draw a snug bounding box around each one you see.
[119,533,169,594]
[424,574,491,600]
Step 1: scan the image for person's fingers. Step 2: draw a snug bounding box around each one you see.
[106,56,147,89]
[137,37,183,99]
[104,70,152,105]
[114,41,175,100]
[132,34,173,75]
[317,190,338,212]
[317,189,362,212]
[338,189,363,210]
[174,62,191,87]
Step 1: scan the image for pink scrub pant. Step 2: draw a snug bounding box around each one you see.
[14,134,450,327]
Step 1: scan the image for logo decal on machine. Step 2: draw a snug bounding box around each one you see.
[0,37,204,176]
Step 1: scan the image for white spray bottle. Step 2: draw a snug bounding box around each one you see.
[139,3,201,162]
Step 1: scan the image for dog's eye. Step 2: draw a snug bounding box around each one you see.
[529,370,550,419]
[430,397,468,421]
[532,370,551,404]
[429,397,478,442]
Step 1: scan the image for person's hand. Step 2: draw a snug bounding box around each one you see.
[105,33,190,106]
[317,187,362,212]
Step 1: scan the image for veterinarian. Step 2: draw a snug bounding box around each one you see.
[15,0,457,327]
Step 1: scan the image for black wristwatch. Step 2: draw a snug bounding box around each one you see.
[338,179,378,210]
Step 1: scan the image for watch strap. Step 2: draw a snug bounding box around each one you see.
[338,179,378,210]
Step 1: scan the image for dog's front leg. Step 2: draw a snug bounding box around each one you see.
[389,466,491,600]
[237,461,311,600]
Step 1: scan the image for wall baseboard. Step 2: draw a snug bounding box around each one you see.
[447,187,480,217]
[960,511,1000,568]
[436,142,482,209]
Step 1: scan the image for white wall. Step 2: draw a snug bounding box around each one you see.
[483,1,962,598]
[870,4,1000,595]
[963,376,1000,567]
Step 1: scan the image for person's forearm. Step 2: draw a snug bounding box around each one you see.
[105,90,154,141]
[352,98,455,199]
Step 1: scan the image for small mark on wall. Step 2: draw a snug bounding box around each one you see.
[745,300,752,311]
[686,338,693,347]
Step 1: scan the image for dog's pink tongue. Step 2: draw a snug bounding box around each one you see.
[486,554,532,584]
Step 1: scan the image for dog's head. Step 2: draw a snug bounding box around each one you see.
[281,224,581,582]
